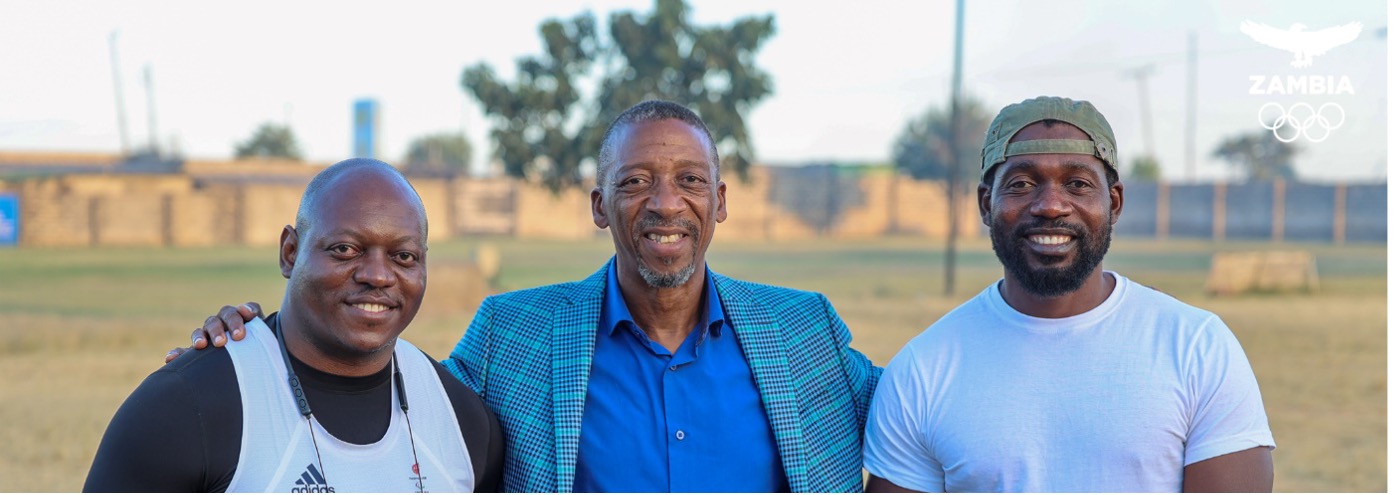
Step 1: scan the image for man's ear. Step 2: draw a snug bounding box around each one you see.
[714,180,727,223]
[1109,180,1125,225]
[591,187,609,229]
[279,226,298,279]
[977,183,993,227]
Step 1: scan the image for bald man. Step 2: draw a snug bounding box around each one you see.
[85,159,504,492]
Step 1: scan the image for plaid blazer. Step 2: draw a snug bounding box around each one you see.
[443,258,882,492]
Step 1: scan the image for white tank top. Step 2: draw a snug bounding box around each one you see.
[224,317,476,492]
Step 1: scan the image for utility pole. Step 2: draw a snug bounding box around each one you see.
[943,0,965,297]
[1123,65,1156,159]
[144,64,158,155]
[108,31,131,155]
[1185,31,1198,182]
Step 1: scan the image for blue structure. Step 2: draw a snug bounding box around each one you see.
[353,98,378,159]
[0,193,17,246]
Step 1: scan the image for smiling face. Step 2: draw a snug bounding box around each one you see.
[592,118,727,289]
[280,165,427,368]
[979,121,1123,298]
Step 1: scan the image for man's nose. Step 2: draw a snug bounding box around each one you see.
[645,178,685,217]
[1028,185,1071,219]
[354,250,397,287]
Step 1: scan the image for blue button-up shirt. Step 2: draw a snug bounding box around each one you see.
[573,263,789,492]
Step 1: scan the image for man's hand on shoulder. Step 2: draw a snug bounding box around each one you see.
[163,302,264,363]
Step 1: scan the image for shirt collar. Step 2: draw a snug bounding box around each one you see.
[601,260,727,338]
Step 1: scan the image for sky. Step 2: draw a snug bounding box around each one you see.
[0,0,1386,182]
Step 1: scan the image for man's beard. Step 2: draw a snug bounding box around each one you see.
[634,216,700,288]
[990,216,1112,298]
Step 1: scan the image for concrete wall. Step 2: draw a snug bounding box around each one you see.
[0,168,1380,248]
[513,185,598,240]
[454,178,515,236]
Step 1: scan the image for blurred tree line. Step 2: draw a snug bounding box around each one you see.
[1213,130,1299,181]
[232,123,473,175]
[891,98,990,184]
[234,123,303,160]
[403,133,473,175]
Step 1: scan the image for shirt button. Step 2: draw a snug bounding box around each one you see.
[668,365,678,371]
[675,430,686,441]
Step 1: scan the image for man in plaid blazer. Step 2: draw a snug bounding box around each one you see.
[441,100,881,492]
[442,257,880,492]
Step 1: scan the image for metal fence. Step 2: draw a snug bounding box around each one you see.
[1116,180,1386,244]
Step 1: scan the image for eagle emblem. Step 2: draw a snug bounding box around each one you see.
[1240,21,1362,68]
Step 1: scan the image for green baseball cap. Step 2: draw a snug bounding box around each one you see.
[979,96,1117,181]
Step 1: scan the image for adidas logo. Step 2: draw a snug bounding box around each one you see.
[290,463,336,493]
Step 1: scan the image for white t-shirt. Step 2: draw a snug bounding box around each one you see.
[864,272,1275,492]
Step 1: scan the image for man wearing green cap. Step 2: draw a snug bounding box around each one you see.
[863,96,1274,492]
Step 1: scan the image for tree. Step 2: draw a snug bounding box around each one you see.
[233,123,303,160]
[461,12,599,191]
[1128,155,1161,182]
[1212,130,1300,181]
[403,132,473,175]
[462,0,775,191]
[891,97,991,183]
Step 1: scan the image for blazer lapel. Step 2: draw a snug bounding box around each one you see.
[549,260,609,493]
[716,274,810,492]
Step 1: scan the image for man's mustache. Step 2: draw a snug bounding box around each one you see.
[635,215,699,239]
[1013,219,1088,239]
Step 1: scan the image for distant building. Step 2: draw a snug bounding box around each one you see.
[353,99,379,159]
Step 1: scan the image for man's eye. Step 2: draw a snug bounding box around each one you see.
[329,244,356,256]
[395,252,418,263]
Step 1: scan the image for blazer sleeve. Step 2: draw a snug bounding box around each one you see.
[443,296,497,397]
[818,293,883,429]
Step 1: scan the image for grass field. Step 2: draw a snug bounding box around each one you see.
[0,236,1385,492]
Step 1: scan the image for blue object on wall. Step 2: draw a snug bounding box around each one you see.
[0,193,18,246]
[353,98,378,159]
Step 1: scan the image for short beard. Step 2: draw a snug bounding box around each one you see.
[634,215,700,288]
[990,215,1112,298]
[639,262,697,288]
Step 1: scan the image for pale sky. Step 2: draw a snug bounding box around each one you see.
[0,0,1386,182]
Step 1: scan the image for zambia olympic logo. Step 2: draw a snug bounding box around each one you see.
[1257,102,1344,143]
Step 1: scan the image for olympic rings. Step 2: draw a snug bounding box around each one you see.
[1258,102,1345,143]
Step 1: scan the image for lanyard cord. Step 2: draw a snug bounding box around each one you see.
[395,359,426,493]
[272,316,425,493]
[273,316,329,490]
